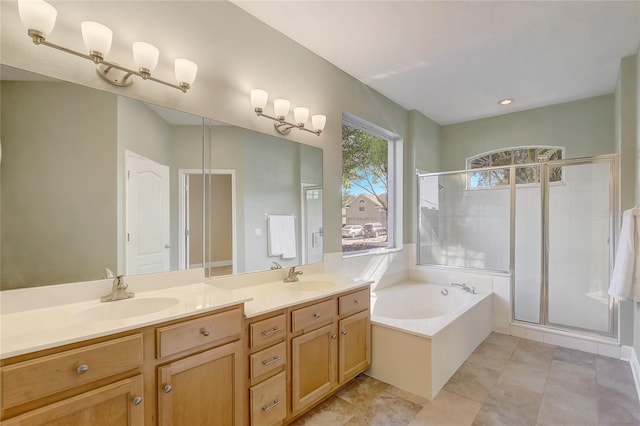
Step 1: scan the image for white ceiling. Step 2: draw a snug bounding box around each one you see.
[233,1,640,125]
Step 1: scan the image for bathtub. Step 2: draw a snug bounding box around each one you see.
[367,281,492,400]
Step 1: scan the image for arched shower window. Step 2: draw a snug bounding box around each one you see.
[466,146,565,189]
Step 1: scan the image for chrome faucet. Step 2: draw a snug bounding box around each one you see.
[284,266,303,283]
[101,275,134,302]
[451,282,477,294]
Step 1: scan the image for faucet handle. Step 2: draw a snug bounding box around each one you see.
[113,275,127,289]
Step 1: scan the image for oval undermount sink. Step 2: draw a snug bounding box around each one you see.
[75,297,180,321]
[286,281,336,291]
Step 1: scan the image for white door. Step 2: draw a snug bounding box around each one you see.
[303,186,323,264]
[126,151,170,275]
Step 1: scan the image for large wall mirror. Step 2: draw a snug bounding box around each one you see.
[0,65,323,290]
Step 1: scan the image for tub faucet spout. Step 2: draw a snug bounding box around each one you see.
[451,282,477,294]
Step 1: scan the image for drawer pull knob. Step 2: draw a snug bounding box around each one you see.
[313,313,320,318]
[262,398,281,413]
[163,384,173,393]
[261,355,281,366]
[76,364,89,374]
[201,329,210,337]
[331,334,337,340]
[354,299,360,304]
[341,330,348,336]
[132,396,143,406]
[261,326,281,337]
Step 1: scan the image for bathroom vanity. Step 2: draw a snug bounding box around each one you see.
[0,274,371,425]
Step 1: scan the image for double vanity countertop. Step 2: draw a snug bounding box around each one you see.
[0,272,371,359]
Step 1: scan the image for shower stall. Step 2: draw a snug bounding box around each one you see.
[417,154,619,338]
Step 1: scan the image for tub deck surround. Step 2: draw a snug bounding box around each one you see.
[0,282,250,359]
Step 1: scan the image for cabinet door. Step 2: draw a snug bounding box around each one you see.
[158,341,242,426]
[338,310,371,383]
[3,375,144,426]
[291,323,337,414]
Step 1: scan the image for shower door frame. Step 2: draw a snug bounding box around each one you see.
[528,154,619,339]
[416,153,620,339]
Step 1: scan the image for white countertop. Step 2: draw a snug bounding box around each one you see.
[215,273,372,318]
[0,273,371,359]
[0,283,249,359]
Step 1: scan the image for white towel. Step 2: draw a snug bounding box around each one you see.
[609,209,640,301]
[267,215,297,259]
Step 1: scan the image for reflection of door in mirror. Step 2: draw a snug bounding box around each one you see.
[125,151,170,276]
[207,170,236,277]
[303,186,323,264]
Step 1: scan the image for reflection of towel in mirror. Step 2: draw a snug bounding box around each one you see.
[609,209,640,301]
[268,215,297,259]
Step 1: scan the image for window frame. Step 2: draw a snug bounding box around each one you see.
[341,112,402,257]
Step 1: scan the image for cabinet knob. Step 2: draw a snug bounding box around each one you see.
[341,330,348,336]
[163,384,173,393]
[313,313,320,318]
[76,364,89,374]
[200,329,210,337]
[354,299,360,304]
[331,334,337,340]
[132,396,143,406]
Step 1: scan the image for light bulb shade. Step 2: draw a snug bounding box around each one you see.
[294,107,309,125]
[273,99,290,118]
[174,58,198,86]
[250,89,268,110]
[81,21,112,58]
[311,115,327,131]
[18,0,57,36]
[132,42,159,73]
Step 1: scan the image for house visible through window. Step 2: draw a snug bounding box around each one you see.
[342,114,398,254]
[466,146,564,189]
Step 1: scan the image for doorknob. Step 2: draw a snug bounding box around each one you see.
[164,244,170,249]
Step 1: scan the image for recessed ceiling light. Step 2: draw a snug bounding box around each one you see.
[498,98,515,106]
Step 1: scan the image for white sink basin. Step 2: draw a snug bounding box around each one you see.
[286,281,336,291]
[75,297,180,321]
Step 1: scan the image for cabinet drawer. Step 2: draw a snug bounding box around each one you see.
[1,334,143,409]
[250,371,286,426]
[250,341,286,381]
[249,314,286,350]
[156,308,241,359]
[291,299,336,333]
[339,288,370,316]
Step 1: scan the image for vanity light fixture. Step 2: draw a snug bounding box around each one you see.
[250,89,326,136]
[17,0,197,93]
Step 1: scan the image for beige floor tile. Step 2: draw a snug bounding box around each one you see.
[443,360,502,403]
[546,359,597,394]
[345,389,422,426]
[596,356,637,389]
[409,390,481,426]
[537,381,598,426]
[484,331,520,352]
[510,339,554,371]
[597,382,640,425]
[552,346,596,367]
[472,385,543,426]
[289,395,357,426]
[467,341,514,371]
[494,360,548,395]
[387,385,430,407]
[335,374,390,405]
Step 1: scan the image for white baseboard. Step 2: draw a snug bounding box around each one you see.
[622,346,640,403]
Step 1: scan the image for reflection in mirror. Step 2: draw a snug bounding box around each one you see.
[205,120,323,276]
[0,65,203,290]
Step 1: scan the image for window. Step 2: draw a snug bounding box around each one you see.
[466,146,564,189]
[341,113,400,254]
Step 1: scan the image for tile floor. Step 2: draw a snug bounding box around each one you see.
[290,332,640,426]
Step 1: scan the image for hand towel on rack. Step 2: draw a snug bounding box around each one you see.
[609,208,640,301]
[267,214,297,259]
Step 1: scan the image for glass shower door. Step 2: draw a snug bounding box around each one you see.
[546,160,613,334]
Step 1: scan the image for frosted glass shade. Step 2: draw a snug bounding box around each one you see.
[274,99,290,118]
[294,107,309,125]
[132,42,159,72]
[174,58,198,86]
[18,0,57,36]
[250,89,268,110]
[81,21,112,58]
[311,115,327,132]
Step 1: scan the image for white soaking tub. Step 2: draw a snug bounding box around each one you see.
[368,281,492,400]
